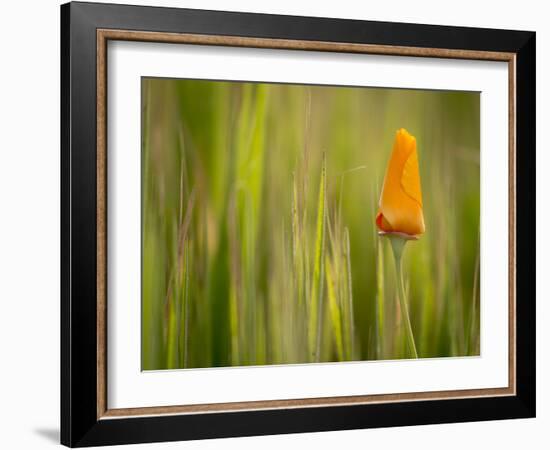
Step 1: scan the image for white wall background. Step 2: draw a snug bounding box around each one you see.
[0,1,545,448]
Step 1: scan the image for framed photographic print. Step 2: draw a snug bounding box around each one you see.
[60,1,536,447]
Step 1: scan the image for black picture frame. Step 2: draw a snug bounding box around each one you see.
[61,1,535,447]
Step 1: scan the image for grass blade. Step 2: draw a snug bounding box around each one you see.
[325,255,344,359]
[308,154,327,361]
[343,227,355,360]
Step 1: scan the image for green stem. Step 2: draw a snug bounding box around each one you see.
[388,236,418,359]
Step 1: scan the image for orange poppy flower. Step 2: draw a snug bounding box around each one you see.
[376,128,425,238]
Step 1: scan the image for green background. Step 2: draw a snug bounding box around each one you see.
[141,78,480,370]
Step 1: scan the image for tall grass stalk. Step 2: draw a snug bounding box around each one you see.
[164,189,195,368]
[308,155,327,362]
[467,228,481,355]
[325,240,344,360]
[343,228,355,359]
[387,235,418,359]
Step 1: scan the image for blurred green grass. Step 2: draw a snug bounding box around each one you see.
[141,78,480,370]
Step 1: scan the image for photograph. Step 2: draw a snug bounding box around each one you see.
[54,1,536,446]
[141,78,481,370]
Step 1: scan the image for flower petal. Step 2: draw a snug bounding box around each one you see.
[400,147,423,207]
[376,211,393,232]
[375,129,425,236]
